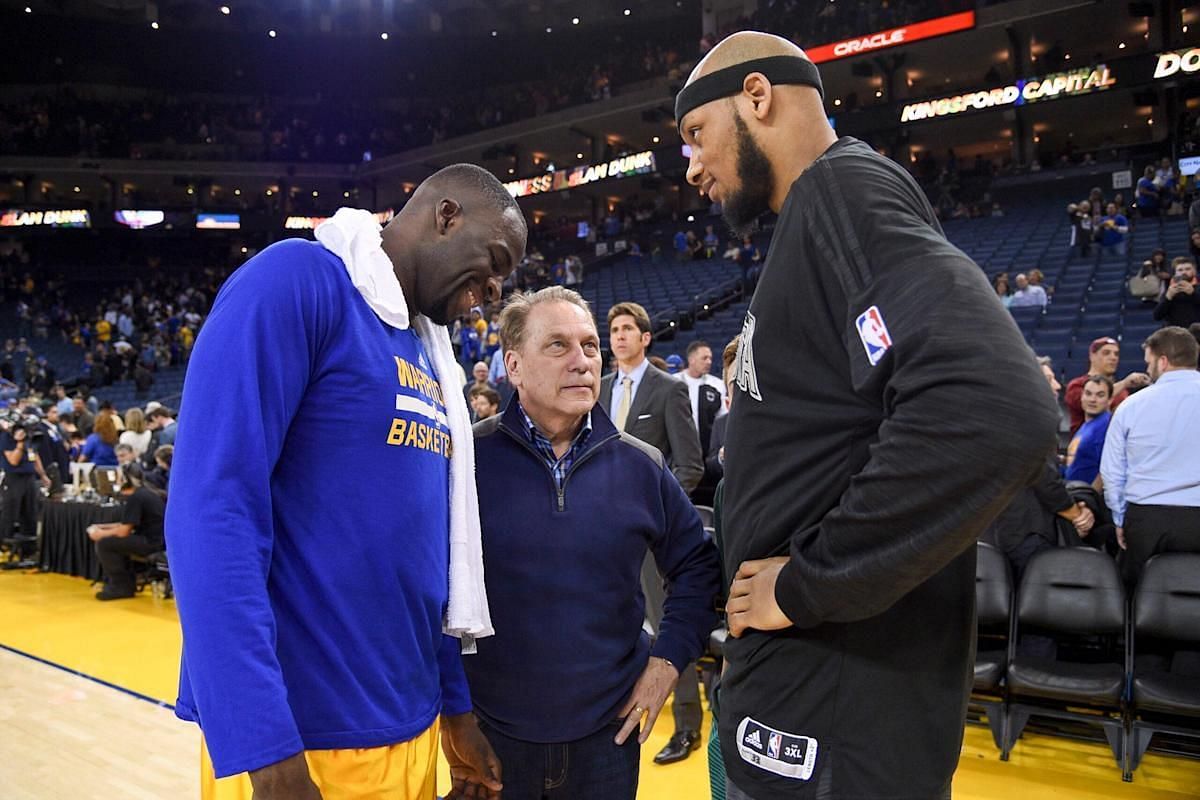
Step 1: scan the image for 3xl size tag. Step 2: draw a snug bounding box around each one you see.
[736,716,818,781]
[855,305,893,366]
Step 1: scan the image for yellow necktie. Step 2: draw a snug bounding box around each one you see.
[614,376,632,430]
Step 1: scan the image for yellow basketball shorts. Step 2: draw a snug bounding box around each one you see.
[201,719,439,800]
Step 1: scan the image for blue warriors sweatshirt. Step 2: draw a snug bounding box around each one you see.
[167,239,470,778]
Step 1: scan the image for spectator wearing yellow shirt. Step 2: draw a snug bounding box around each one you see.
[95,317,112,344]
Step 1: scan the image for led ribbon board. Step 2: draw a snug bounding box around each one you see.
[115,210,166,229]
[0,209,91,228]
[1153,47,1200,80]
[504,151,656,198]
[900,64,1116,123]
[807,11,976,64]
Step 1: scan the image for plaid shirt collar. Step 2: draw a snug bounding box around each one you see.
[518,402,593,489]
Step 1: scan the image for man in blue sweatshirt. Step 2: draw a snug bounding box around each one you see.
[167,164,526,800]
[467,286,721,799]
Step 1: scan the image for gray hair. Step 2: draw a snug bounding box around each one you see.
[1035,355,1053,369]
[498,287,594,353]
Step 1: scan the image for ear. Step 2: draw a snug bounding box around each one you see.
[504,348,522,387]
[742,73,773,121]
[640,330,652,350]
[436,198,463,235]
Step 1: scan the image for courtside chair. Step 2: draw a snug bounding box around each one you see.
[1002,548,1127,770]
[1125,553,1200,781]
[972,542,1013,752]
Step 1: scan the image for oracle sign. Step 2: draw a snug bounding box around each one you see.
[808,11,975,64]
[1153,47,1200,80]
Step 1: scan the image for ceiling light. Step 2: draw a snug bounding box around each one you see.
[268,29,276,37]
[572,17,580,25]
[1148,118,1153,125]
[687,215,694,222]
[343,191,350,198]
[312,190,319,197]
[624,9,631,15]
[1118,42,1126,49]
[834,98,842,106]
[233,188,241,195]
[73,186,80,193]
[1064,53,1071,60]
[240,247,248,254]
[380,32,389,40]
[220,5,230,14]
[151,21,159,29]
[491,30,497,36]
[576,152,584,159]
[24,6,32,12]
[875,90,882,98]
[546,26,552,33]
[266,189,273,196]
[508,168,515,174]
[652,136,660,143]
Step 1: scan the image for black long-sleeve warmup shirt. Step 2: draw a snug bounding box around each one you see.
[719,137,1058,799]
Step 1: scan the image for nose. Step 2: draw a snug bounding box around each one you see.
[685,152,704,188]
[484,276,502,304]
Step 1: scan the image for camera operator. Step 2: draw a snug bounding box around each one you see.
[34,404,71,490]
[1,414,50,543]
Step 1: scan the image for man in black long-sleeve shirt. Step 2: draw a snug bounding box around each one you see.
[1153,258,1199,328]
[676,32,1058,799]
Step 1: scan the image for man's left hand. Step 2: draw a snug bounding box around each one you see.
[615,656,678,745]
[1116,526,1126,551]
[441,713,503,800]
[727,557,794,639]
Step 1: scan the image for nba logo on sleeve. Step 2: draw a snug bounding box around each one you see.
[855,305,893,366]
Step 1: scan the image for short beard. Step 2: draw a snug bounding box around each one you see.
[721,112,774,237]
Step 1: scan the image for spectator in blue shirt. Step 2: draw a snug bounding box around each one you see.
[673,230,689,261]
[1065,375,1112,484]
[1098,202,1129,255]
[1101,327,1200,582]
[1135,165,1160,217]
[1009,273,1048,308]
[79,410,119,466]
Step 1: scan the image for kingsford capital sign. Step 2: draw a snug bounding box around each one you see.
[808,11,975,64]
[1153,47,1200,79]
[900,64,1116,123]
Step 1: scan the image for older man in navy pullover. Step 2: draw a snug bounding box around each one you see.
[466,286,720,800]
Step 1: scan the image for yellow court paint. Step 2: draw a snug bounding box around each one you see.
[2,571,1198,799]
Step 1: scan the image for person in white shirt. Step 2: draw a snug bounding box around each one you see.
[677,340,726,452]
[1009,272,1048,308]
[1100,326,1200,582]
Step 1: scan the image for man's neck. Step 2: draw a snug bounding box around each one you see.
[685,369,704,380]
[525,406,585,459]
[618,353,646,374]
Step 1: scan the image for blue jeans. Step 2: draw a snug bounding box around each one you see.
[476,718,639,800]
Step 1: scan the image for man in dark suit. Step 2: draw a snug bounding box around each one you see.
[599,301,706,766]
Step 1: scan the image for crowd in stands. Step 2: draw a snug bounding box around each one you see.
[0,31,689,163]
[1,247,227,397]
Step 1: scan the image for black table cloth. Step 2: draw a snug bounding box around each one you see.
[38,500,124,581]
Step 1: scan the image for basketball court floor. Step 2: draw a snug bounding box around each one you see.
[1,571,1197,800]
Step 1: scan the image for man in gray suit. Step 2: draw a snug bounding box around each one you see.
[599,300,706,766]
[599,302,704,492]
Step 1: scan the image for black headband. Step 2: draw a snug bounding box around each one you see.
[674,55,824,129]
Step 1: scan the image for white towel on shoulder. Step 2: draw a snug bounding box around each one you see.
[315,208,493,648]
